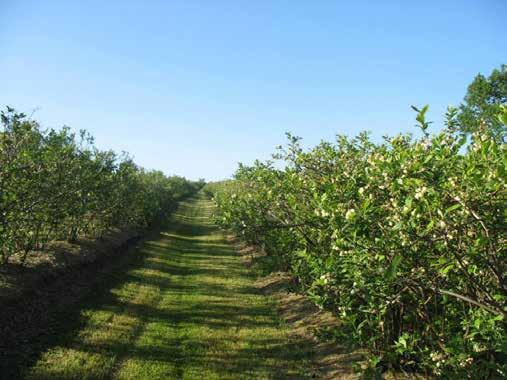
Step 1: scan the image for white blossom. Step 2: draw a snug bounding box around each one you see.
[345,209,356,221]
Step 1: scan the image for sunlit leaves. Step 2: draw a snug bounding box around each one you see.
[0,107,202,264]
[210,108,506,377]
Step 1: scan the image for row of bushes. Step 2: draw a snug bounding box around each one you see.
[207,107,506,377]
[0,107,203,265]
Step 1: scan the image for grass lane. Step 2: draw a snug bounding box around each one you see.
[25,194,312,379]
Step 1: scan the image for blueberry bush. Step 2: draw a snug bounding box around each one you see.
[208,106,506,377]
[0,107,202,265]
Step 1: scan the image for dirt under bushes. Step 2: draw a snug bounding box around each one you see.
[0,229,149,378]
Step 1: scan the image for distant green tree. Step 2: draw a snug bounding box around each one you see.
[458,64,507,140]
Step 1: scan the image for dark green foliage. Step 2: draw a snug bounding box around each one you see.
[211,107,506,377]
[0,107,202,264]
[458,64,507,141]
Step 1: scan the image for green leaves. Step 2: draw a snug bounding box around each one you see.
[498,105,507,126]
[458,64,507,141]
[0,107,201,265]
[212,96,506,377]
[386,254,402,281]
[412,104,432,135]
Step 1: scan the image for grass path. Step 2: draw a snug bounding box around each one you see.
[25,194,312,379]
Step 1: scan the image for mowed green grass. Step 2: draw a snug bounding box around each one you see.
[24,194,312,379]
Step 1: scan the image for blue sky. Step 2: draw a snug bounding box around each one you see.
[1,1,505,180]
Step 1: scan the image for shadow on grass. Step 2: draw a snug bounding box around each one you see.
[0,235,147,378]
[4,197,314,379]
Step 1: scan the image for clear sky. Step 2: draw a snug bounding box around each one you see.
[1,1,506,180]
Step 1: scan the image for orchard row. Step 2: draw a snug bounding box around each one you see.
[0,107,203,265]
[207,106,506,377]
